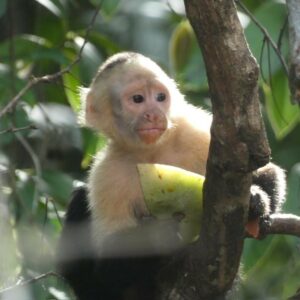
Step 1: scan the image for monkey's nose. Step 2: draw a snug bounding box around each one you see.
[144,112,158,122]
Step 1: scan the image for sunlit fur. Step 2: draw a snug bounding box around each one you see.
[80,52,211,247]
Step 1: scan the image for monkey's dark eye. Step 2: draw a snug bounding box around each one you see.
[156,93,166,102]
[132,94,144,103]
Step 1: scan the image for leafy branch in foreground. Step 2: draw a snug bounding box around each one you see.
[0,1,103,119]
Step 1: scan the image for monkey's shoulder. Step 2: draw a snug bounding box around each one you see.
[167,106,211,174]
[88,150,143,205]
[90,149,138,179]
[174,105,211,142]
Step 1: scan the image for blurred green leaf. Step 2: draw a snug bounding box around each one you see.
[244,1,288,77]
[0,34,67,64]
[34,0,62,17]
[31,48,68,65]
[62,66,81,112]
[270,123,300,170]
[169,20,195,75]
[42,170,73,203]
[0,35,52,62]
[0,0,6,18]
[263,70,300,139]
[242,236,275,273]
[0,216,20,287]
[81,128,106,168]
[284,163,300,214]
[91,0,120,17]
[70,35,102,84]
[0,1,299,299]
[239,0,266,12]
[16,174,35,211]
[34,8,65,44]
[82,31,122,56]
[241,235,300,299]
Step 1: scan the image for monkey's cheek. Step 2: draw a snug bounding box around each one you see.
[138,129,164,144]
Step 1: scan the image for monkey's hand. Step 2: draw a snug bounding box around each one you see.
[246,185,272,238]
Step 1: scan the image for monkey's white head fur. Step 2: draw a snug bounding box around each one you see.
[78,86,90,126]
[78,52,192,144]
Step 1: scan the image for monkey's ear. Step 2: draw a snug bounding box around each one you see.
[78,87,98,128]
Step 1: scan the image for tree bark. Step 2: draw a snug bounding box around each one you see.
[266,214,300,237]
[287,0,300,104]
[171,1,271,298]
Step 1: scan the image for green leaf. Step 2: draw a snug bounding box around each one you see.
[244,1,288,77]
[16,173,35,211]
[62,65,81,112]
[71,35,103,84]
[284,163,300,214]
[34,8,65,44]
[0,34,53,63]
[34,0,62,17]
[90,0,120,17]
[169,20,195,74]
[81,31,122,56]
[0,0,7,18]
[270,123,300,170]
[42,170,74,203]
[241,235,298,298]
[81,129,106,168]
[0,34,67,65]
[239,0,266,12]
[263,70,300,139]
[0,215,19,286]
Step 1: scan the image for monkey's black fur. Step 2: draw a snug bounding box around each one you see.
[57,187,164,300]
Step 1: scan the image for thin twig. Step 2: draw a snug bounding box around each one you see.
[0,80,35,118]
[0,1,103,119]
[236,0,289,77]
[14,130,42,209]
[50,197,63,226]
[0,271,64,295]
[0,124,37,135]
[277,16,288,52]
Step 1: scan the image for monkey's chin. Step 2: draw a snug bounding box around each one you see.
[137,128,165,145]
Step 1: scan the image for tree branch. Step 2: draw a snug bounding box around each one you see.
[0,124,36,135]
[0,2,103,119]
[267,214,300,237]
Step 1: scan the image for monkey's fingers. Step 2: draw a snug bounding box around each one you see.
[245,218,260,238]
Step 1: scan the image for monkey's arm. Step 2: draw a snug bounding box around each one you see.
[248,163,286,232]
[252,163,286,213]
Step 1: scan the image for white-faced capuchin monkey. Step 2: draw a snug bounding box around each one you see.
[57,52,286,300]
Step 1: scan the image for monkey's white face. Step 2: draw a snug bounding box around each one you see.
[119,72,171,145]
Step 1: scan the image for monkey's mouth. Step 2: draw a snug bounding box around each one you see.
[137,128,165,144]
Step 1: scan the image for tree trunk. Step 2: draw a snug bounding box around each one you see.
[158,1,271,299]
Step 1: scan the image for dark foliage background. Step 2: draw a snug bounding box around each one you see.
[0,0,300,299]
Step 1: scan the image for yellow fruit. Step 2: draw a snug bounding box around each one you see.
[137,163,204,243]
